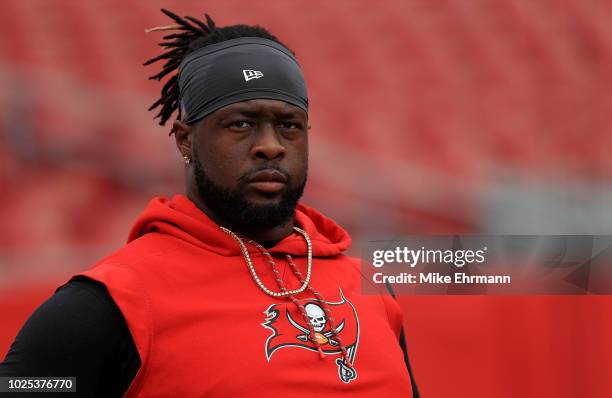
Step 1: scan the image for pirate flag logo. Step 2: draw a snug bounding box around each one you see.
[262,289,360,383]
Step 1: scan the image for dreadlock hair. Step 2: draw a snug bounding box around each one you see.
[144,9,292,127]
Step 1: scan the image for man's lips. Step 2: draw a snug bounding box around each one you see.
[245,169,288,193]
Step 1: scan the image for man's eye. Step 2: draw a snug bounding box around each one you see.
[229,121,252,129]
[280,122,300,129]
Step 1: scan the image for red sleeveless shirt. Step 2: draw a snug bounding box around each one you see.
[78,195,413,397]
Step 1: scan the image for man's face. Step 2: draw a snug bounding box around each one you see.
[190,99,308,230]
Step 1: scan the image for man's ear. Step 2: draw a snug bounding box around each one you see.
[173,120,193,158]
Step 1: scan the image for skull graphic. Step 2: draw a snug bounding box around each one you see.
[305,303,326,332]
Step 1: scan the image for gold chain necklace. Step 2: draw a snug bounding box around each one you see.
[220,226,313,297]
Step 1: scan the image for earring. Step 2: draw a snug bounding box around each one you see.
[183,155,191,165]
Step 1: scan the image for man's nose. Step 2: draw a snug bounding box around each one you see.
[251,124,285,160]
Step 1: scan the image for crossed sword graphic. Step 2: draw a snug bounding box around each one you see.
[286,311,346,347]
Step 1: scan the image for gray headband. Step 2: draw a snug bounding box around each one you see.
[178,37,308,125]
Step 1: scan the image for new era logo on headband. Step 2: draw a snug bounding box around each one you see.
[243,69,264,81]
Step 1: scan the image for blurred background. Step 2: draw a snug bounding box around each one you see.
[1,0,611,397]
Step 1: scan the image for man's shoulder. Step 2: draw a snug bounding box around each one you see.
[323,253,363,280]
[93,232,182,269]
[333,253,361,268]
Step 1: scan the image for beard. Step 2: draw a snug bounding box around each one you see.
[192,153,306,231]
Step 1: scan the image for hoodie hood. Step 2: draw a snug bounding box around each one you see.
[127,195,351,257]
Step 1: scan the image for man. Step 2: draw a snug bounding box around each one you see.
[0,9,418,397]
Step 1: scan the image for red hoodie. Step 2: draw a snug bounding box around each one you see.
[79,195,412,397]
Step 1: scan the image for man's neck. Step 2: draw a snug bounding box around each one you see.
[236,223,294,247]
